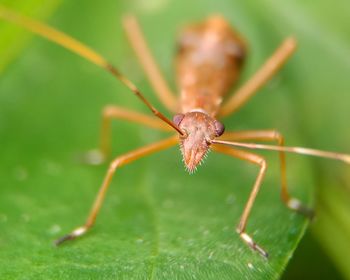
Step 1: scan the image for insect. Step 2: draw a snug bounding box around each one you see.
[1,6,349,259]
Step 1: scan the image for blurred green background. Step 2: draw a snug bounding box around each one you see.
[0,0,349,279]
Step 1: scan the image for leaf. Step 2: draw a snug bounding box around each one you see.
[1,0,339,279]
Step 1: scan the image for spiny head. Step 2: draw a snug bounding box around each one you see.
[173,111,225,173]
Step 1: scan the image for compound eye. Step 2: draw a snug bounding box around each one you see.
[173,114,185,126]
[214,120,225,137]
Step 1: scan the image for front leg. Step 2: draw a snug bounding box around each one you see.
[220,130,314,218]
[213,145,268,258]
[55,135,177,245]
[84,105,173,165]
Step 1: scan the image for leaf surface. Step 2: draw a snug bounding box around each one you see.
[5,0,349,279]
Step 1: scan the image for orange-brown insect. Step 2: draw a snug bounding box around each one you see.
[1,6,349,258]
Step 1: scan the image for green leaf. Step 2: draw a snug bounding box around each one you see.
[6,0,350,279]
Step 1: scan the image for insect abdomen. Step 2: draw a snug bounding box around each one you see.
[176,15,246,116]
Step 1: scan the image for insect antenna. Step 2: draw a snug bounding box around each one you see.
[212,140,350,164]
[0,5,183,135]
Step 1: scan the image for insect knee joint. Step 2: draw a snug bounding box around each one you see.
[109,159,121,171]
[103,105,119,118]
[259,158,267,169]
[272,130,284,141]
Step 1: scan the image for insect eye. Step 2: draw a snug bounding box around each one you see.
[214,121,225,137]
[173,113,185,126]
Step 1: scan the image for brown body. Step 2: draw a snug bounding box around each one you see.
[176,16,245,116]
[2,6,349,259]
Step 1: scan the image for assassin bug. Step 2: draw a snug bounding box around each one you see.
[1,6,349,258]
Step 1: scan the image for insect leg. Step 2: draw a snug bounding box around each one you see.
[55,135,178,246]
[220,130,314,218]
[123,15,178,113]
[212,145,268,258]
[84,105,174,164]
[219,37,296,117]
